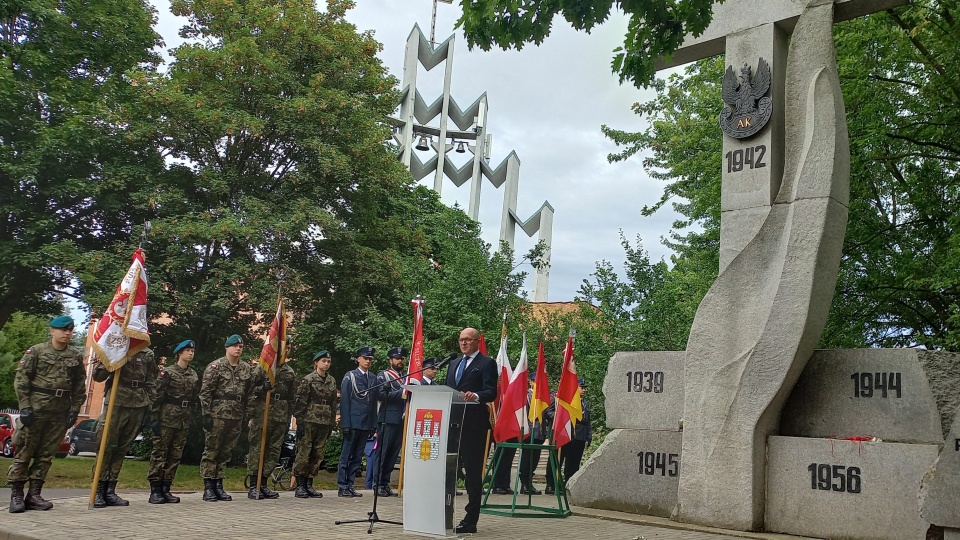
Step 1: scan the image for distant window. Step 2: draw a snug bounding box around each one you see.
[0,416,9,428]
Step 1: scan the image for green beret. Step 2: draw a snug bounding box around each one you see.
[224,334,243,347]
[313,350,330,361]
[173,340,195,355]
[50,316,74,329]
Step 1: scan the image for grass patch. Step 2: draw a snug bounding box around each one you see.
[0,456,340,491]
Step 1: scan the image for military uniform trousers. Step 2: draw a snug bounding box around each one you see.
[246,414,288,477]
[148,427,189,482]
[337,428,371,490]
[200,418,242,479]
[93,405,147,481]
[7,414,70,483]
[293,423,333,478]
[375,422,403,487]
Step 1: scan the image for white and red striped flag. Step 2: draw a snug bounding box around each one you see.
[91,248,151,371]
[258,293,287,385]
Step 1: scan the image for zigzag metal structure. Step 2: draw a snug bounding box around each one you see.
[391,24,553,301]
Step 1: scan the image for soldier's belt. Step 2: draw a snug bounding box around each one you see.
[271,394,288,401]
[31,386,71,398]
[123,379,146,388]
[213,393,243,403]
[164,396,193,408]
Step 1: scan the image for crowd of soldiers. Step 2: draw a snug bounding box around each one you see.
[5,316,361,513]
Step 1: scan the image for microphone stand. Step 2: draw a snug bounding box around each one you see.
[335,354,456,533]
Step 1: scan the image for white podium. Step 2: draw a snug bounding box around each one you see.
[401,385,470,537]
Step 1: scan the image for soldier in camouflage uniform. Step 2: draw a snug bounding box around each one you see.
[245,357,296,500]
[90,346,158,508]
[7,316,86,514]
[146,339,199,504]
[292,350,339,498]
[198,334,266,502]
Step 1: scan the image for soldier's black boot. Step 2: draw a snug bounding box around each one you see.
[25,479,53,511]
[305,477,323,498]
[213,478,232,501]
[104,481,129,506]
[9,481,25,513]
[148,480,166,504]
[93,481,108,508]
[162,481,180,503]
[202,478,218,502]
[260,477,279,499]
[247,475,263,499]
[294,475,310,498]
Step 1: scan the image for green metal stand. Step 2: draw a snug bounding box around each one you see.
[480,441,571,518]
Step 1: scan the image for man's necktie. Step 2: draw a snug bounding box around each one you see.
[455,356,468,385]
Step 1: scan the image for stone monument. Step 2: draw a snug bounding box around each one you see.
[564,1,960,538]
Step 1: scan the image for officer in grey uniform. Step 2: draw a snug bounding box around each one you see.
[292,349,339,498]
[336,346,379,497]
[198,334,266,501]
[374,347,407,497]
[245,355,296,500]
[147,339,199,504]
[7,316,86,513]
[91,346,158,508]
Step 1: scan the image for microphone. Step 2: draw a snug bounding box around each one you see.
[435,353,458,370]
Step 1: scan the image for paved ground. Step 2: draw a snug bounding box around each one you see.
[0,487,819,540]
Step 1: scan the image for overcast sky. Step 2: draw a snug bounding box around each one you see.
[150,0,683,302]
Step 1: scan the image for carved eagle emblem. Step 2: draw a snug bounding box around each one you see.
[719,58,773,139]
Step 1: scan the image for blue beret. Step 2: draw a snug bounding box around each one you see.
[50,315,74,329]
[224,334,243,347]
[356,346,375,358]
[313,350,330,361]
[173,340,195,355]
[422,357,437,369]
[388,347,408,358]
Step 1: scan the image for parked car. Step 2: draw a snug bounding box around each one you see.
[68,418,143,456]
[1,412,70,458]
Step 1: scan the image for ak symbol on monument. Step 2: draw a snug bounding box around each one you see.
[720,58,772,139]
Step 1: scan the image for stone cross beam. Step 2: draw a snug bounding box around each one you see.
[657,0,910,69]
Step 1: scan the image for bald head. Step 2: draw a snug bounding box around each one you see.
[458,327,480,356]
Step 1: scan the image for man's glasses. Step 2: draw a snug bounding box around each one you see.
[458,338,478,343]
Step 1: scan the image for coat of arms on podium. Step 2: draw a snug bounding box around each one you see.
[413,409,442,461]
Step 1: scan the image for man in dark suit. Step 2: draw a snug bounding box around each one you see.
[445,327,498,534]
[337,346,379,497]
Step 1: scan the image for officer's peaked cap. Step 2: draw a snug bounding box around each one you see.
[388,347,408,358]
[356,346,375,358]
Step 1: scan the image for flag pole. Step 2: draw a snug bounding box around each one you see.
[88,370,122,509]
[255,285,283,495]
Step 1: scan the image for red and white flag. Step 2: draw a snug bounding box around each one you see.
[91,248,150,371]
[404,296,425,390]
[258,293,287,385]
[493,335,529,442]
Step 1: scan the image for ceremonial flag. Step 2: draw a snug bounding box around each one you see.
[493,335,529,443]
[478,333,488,356]
[552,331,582,448]
[405,296,425,388]
[258,293,287,385]
[91,248,151,371]
[528,341,551,424]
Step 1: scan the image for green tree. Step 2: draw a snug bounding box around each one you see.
[0,313,52,408]
[456,0,719,87]
[0,0,164,329]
